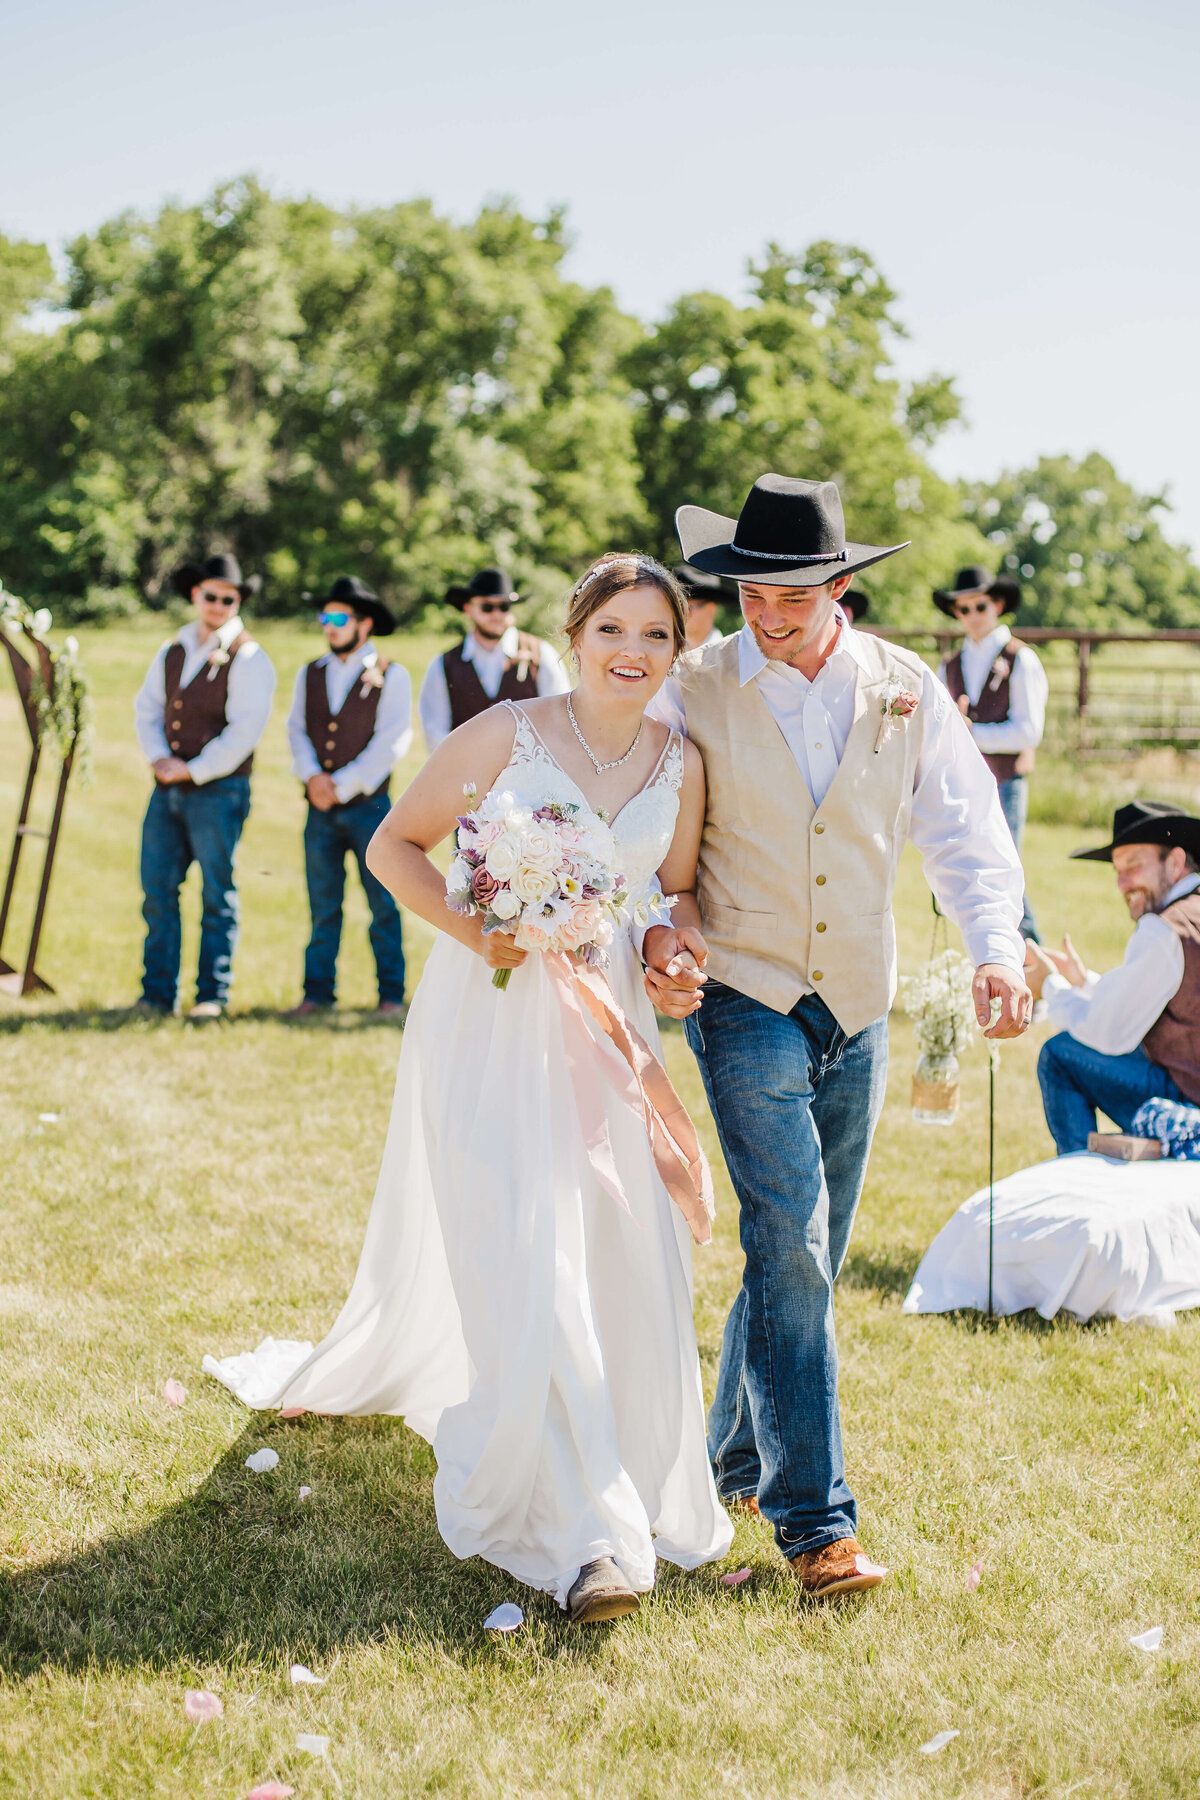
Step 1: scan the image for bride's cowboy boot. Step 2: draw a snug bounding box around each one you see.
[567,1558,640,1624]
[789,1538,888,1599]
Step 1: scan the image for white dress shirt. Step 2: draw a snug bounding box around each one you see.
[650,621,1026,973]
[134,616,277,785]
[1043,873,1199,1055]
[286,643,414,803]
[418,626,571,750]
[937,624,1048,756]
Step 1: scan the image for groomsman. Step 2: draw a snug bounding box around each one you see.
[417,566,569,749]
[286,577,413,1017]
[133,552,277,1019]
[934,565,1048,941]
[674,563,727,650]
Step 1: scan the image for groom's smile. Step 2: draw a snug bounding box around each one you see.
[739,578,853,675]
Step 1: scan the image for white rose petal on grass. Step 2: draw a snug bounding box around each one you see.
[483,1602,524,1633]
[290,1663,325,1685]
[184,1688,223,1723]
[163,1378,186,1408]
[245,1448,280,1473]
[1130,1626,1163,1652]
[245,1784,296,1800]
[296,1732,330,1757]
[38,1113,61,1123]
[853,1552,889,1579]
[721,1568,752,1587]
[966,1558,984,1592]
[918,1730,960,1755]
[297,1486,313,1501]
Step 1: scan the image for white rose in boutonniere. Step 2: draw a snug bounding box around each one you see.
[205,646,231,681]
[359,650,386,697]
[874,677,920,753]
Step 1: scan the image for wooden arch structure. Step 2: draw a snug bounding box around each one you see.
[0,622,76,998]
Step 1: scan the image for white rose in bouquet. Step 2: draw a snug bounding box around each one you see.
[510,862,557,905]
[484,835,522,882]
[519,826,559,868]
[489,888,522,921]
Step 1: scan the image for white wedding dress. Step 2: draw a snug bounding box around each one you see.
[204,703,733,1603]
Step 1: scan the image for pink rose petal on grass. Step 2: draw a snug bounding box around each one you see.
[163,1378,186,1408]
[184,1688,223,1722]
[966,1558,984,1593]
[721,1568,752,1587]
[854,1552,889,1579]
[246,1786,296,1800]
[297,1486,312,1501]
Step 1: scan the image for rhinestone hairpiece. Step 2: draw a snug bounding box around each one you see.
[575,555,645,594]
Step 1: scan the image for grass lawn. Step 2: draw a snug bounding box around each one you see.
[3,620,1200,1797]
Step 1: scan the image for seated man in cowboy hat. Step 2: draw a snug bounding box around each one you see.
[934,565,1048,941]
[1026,801,1200,1154]
[285,576,413,1018]
[840,589,870,626]
[673,563,728,650]
[133,552,277,1020]
[644,472,1029,1599]
[417,566,569,750]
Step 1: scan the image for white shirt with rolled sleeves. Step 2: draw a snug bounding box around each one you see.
[134,617,277,784]
[286,643,414,804]
[648,620,1026,976]
[1042,873,1199,1055]
[418,625,571,750]
[937,623,1048,756]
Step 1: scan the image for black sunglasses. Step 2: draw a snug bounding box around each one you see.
[474,599,513,615]
[953,600,994,616]
[196,590,240,607]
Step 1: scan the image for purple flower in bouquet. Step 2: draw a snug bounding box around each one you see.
[471,865,500,906]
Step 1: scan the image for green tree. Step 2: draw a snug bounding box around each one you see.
[0,182,645,621]
[623,240,989,624]
[962,453,1200,628]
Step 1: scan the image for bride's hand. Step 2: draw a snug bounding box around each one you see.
[480,927,528,972]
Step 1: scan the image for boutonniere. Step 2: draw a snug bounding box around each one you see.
[875,678,920,753]
[359,650,386,697]
[205,647,231,681]
[987,657,1011,692]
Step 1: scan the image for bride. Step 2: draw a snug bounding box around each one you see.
[205,553,734,1621]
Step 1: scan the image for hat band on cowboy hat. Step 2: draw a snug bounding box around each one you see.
[676,473,908,588]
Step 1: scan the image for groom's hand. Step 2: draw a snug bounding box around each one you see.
[974,962,1032,1038]
[643,924,708,1020]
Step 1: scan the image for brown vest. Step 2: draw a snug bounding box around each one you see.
[944,637,1036,783]
[443,635,540,730]
[304,657,390,798]
[1142,891,1200,1105]
[162,632,253,783]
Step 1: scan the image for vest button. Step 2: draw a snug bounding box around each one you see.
[329,721,339,731]
[173,699,182,710]
[326,740,336,750]
[816,922,826,933]
[323,760,334,770]
[812,970,824,981]
[815,874,826,886]
[814,822,825,834]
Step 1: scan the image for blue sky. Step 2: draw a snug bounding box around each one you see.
[5,0,1198,545]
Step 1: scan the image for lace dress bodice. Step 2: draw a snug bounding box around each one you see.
[492,702,684,913]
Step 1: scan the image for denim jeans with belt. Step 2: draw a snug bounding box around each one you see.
[684,981,889,1556]
[996,774,1039,942]
[303,790,405,1006]
[140,775,252,1009]
[1037,1031,1184,1154]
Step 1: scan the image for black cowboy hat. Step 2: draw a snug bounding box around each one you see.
[672,562,725,602]
[841,589,870,623]
[676,475,908,589]
[171,552,260,602]
[444,566,518,611]
[933,564,1021,619]
[316,574,395,637]
[1070,799,1200,864]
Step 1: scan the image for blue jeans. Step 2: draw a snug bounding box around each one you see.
[140,776,252,1009]
[303,792,405,1005]
[684,982,889,1556]
[1037,1031,1184,1154]
[997,775,1039,942]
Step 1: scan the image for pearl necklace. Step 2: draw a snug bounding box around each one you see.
[566,692,643,774]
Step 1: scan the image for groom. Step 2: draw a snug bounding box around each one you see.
[645,474,1031,1597]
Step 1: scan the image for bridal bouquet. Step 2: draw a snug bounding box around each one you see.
[446,786,662,989]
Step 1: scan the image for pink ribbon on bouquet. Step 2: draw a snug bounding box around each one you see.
[545,953,715,1246]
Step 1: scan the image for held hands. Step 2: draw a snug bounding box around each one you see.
[643,924,709,1020]
[305,773,340,812]
[152,756,192,785]
[973,962,1032,1037]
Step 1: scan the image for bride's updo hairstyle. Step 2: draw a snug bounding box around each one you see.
[564,554,688,660]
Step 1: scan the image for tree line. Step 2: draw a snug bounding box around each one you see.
[0,177,1196,631]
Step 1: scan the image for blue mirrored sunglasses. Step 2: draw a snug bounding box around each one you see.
[319,609,352,627]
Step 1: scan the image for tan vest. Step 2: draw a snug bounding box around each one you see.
[676,631,927,1037]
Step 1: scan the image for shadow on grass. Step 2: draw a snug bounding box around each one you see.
[0,1005,405,1036]
[840,1242,920,1300]
[0,1415,595,1681]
